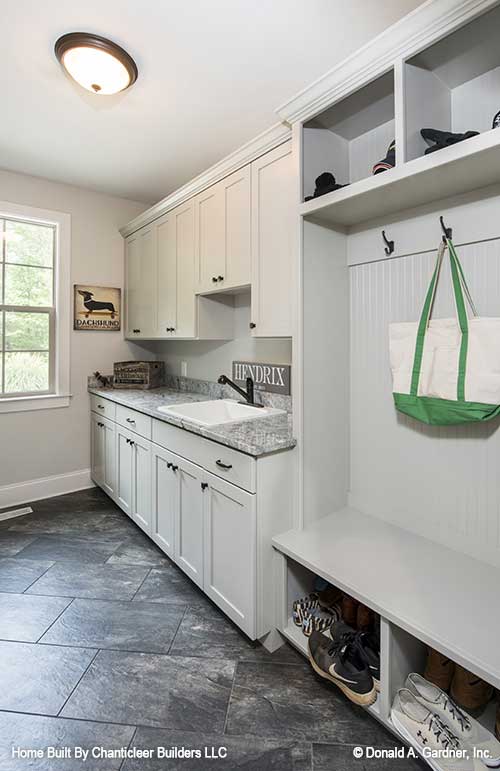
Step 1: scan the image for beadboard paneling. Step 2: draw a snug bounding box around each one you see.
[350,239,500,567]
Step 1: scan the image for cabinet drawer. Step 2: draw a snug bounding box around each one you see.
[90,394,116,421]
[152,419,256,492]
[116,405,152,440]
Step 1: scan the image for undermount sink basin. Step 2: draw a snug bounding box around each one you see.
[157,399,284,427]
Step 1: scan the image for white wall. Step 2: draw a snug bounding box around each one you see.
[0,169,149,494]
[154,293,292,382]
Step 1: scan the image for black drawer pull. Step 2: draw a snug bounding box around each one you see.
[166,462,172,469]
[201,482,208,491]
[133,329,141,333]
[126,418,135,424]
[216,459,232,470]
[171,464,178,472]
[130,440,135,447]
[97,405,104,409]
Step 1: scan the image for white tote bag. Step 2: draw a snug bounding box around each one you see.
[389,238,500,425]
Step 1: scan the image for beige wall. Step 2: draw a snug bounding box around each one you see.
[0,169,148,489]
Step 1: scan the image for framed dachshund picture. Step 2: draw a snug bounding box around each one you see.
[73,285,121,331]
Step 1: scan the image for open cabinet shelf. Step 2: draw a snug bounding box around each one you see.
[300,128,500,226]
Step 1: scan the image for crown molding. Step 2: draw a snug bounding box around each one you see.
[276,0,499,126]
[120,122,291,237]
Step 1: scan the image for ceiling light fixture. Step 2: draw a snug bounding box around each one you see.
[54,32,138,95]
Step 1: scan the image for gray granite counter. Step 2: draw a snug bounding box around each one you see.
[88,386,296,458]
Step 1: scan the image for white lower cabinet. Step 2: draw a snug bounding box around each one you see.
[91,399,293,641]
[203,473,256,638]
[175,455,205,588]
[151,445,177,559]
[91,413,116,500]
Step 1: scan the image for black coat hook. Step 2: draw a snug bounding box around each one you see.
[382,230,394,256]
[440,216,452,242]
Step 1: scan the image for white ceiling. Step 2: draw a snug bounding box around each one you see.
[1,0,422,204]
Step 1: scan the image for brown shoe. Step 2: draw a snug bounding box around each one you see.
[424,647,455,692]
[356,603,373,631]
[451,665,494,716]
[341,594,359,627]
[317,585,343,609]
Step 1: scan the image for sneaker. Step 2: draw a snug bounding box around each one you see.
[391,689,485,771]
[302,605,339,637]
[330,621,381,691]
[406,673,500,768]
[451,665,494,717]
[308,629,376,706]
[292,593,318,627]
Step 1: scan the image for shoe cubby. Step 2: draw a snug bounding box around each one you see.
[405,3,500,162]
[302,69,395,201]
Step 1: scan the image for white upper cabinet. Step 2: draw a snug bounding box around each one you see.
[157,201,196,338]
[195,166,251,293]
[250,142,294,337]
[125,224,156,338]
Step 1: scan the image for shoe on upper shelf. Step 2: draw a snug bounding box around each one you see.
[406,673,500,769]
[308,629,376,707]
[391,689,486,771]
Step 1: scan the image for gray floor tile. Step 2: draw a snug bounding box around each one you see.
[7,510,132,537]
[62,649,235,733]
[106,535,169,568]
[133,565,215,609]
[26,562,150,600]
[225,662,394,744]
[0,593,71,642]
[0,531,37,557]
[123,728,312,770]
[312,743,427,770]
[0,640,95,715]
[41,598,185,653]
[0,557,54,593]
[0,711,134,771]
[170,607,305,664]
[15,534,122,564]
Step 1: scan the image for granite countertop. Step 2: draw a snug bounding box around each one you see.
[88,386,296,458]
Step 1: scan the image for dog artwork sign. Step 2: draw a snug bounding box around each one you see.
[74,285,121,331]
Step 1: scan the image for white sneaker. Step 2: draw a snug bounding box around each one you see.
[391,689,486,771]
[406,673,500,768]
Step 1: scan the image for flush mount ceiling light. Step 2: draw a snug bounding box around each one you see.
[54,32,138,95]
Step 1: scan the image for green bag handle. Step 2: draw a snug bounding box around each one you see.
[410,238,476,402]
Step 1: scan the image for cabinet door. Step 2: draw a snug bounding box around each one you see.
[101,417,116,500]
[151,445,177,559]
[131,435,152,535]
[125,224,156,338]
[250,142,295,337]
[203,473,256,638]
[90,413,104,487]
[175,456,204,588]
[222,166,251,290]
[115,426,133,517]
[194,184,225,293]
[173,202,196,337]
[156,213,177,336]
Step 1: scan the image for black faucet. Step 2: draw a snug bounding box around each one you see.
[217,375,263,407]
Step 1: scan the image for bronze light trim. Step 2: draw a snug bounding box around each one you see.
[54,32,138,93]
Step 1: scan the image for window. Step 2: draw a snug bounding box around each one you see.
[0,217,55,396]
[0,201,70,413]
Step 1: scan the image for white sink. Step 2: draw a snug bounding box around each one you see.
[157,399,284,427]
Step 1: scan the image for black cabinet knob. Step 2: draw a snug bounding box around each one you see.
[166,462,172,469]
[133,329,141,333]
[212,276,218,283]
[201,482,208,491]
[171,464,178,472]
[249,322,256,329]
[217,275,224,282]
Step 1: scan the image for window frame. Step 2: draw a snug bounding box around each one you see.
[0,201,71,413]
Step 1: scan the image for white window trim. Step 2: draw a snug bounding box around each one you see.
[0,200,71,414]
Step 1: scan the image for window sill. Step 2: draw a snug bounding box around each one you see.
[0,394,72,414]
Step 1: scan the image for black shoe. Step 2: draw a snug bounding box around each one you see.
[330,621,381,691]
[421,127,479,154]
[372,140,395,174]
[308,630,376,706]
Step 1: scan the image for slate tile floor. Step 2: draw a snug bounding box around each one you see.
[0,488,426,770]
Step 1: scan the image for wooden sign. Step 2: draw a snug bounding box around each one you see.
[232,361,291,395]
[74,285,121,331]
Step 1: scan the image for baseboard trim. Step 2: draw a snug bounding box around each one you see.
[0,469,94,510]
